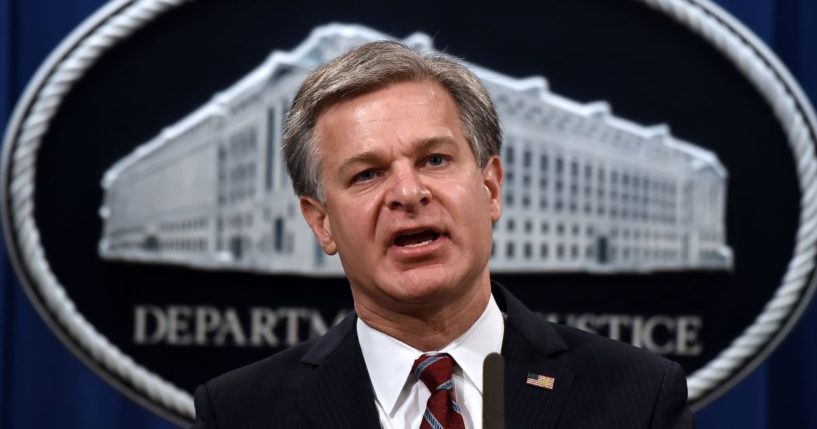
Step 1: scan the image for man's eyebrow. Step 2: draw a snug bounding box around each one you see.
[336,137,459,176]
[414,136,458,152]
[337,151,384,178]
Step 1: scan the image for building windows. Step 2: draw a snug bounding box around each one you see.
[266,107,277,191]
[274,218,284,252]
[314,242,325,266]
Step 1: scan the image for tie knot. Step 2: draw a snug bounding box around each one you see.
[412,353,455,392]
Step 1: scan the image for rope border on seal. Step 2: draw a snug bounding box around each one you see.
[639,0,817,407]
[2,0,195,420]
[2,0,816,421]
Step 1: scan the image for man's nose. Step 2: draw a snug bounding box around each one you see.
[386,165,431,211]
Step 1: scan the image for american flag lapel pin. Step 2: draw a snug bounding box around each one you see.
[526,372,556,390]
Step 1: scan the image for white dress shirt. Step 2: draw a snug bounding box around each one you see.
[357,295,504,429]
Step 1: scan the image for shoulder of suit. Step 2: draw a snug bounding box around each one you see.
[203,311,357,396]
[203,312,358,400]
[203,337,317,399]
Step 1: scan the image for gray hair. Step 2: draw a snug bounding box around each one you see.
[282,40,501,201]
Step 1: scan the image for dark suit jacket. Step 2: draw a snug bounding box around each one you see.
[192,284,693,428]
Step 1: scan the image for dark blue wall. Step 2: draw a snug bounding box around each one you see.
[1,0,815,427]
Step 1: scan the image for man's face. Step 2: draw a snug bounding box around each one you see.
[301,80,502,314]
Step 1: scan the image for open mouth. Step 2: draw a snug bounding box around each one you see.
[394,230,441,248]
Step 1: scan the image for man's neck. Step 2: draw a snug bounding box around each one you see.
[353,280,492,351]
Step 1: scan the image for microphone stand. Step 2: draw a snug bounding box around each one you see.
[483,352,505,429]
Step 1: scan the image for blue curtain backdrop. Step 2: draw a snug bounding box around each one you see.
[0,0,815,427]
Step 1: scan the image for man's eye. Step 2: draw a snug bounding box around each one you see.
[354,169,377,183]
[427,155,447,167]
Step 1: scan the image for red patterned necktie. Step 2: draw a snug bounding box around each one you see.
[412,353,466,429]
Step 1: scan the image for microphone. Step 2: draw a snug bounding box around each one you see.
[483,352,505,429]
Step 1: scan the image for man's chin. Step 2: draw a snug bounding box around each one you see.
[385,267,466,302]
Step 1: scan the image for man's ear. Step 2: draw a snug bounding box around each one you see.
[300,196,338,255]
[482,156,503,223]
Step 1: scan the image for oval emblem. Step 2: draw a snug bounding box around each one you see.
[3,0,815,424]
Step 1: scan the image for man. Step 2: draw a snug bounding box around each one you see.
[192,40,693,429]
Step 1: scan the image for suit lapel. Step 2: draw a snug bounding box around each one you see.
[294,314,381,428]
[498,284,575,429]
[503,327,575,429]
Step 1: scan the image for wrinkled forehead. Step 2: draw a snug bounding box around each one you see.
[312,78,471,149]
[313,80,468,156]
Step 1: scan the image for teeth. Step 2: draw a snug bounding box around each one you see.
[404,239,433,248]
[394,229,440,248]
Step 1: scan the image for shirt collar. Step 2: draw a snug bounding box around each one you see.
[357,294,504,415]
